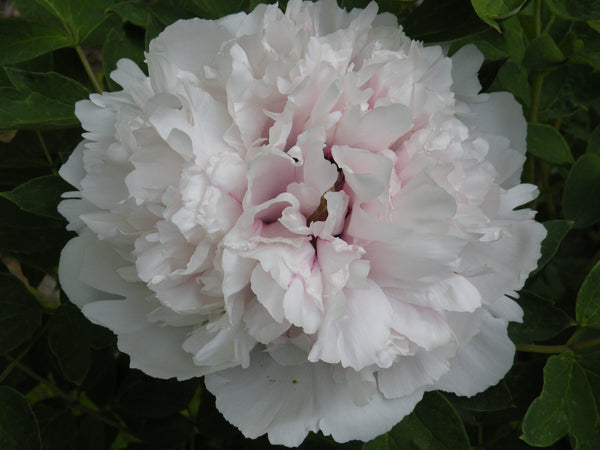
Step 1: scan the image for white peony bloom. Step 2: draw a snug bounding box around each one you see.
[58,0,546,446]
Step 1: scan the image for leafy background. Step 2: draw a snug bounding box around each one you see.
[0,0,599,449]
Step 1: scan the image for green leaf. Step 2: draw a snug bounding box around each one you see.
[1,175,71,219]
[448,381,512,412]
[32,0,114,45]
[0,386,42,450]
[0,19,71,66]
[540,64,600,119]
[107,1,149,27]
[509,291,575,343]
[102,27,145,92]
[0,88,78,130]
[0,198,68,254]
[0,273,42,355]
[363,392,471,450]
[523,352,600,448]
[402,0,488,43]
[4,67,90,104]
[145,14,165,49]
[192,0,248,19]
[117,376,195,419]
[577,260,600,329]
[522,353,572,446]
[563,154,600,228]
[138,414,194,448]
[0,69,89,131]
[588,125,600,156]
[470,0,526,32]
[532,220,573,275]
[32,404,77,450]
[495,61,530,106]
[523,34,565,70]
[47,305,93,384]
[547,0,600,21]
[527,123,574,165]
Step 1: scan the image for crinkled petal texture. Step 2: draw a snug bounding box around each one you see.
[58,0,546,446]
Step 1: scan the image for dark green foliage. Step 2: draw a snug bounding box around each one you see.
[0,1,599,449]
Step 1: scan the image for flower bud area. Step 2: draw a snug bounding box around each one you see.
[58,0,546,445]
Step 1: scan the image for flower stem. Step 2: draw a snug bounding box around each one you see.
[515,343,566,354]
[36,130,57,174]
[533,0,542,38]
[572,336,600,351]
[516,335,600,354]
[4,356,132,435]
[75,45,103,94]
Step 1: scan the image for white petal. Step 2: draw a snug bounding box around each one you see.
[378,349,453,398]
[205,349,423,446]
[59,234,110,308]
[118,324,202,380]
[451,44,484,97]
[435,312,515,396]
[309,280,394,370]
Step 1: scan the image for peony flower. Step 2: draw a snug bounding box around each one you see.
[58,0,546,446]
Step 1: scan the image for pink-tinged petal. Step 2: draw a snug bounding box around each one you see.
[251,264,286,322]
[334,104,412,152]
[332,145,393,202]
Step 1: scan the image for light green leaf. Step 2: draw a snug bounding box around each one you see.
[547,0,600,21]
[523,352,600,449]
[0,387,41,450]
[523,34,565,70]
[563,154,600,228]
[363,392,471,450]
[470,0,527,32]
[577,261,600,329]
[522,353,573,446]
[0,273,42,355]
[1,175,70,219]
[527,123,574,165]
[0,19,71,66]
[33,0,114,44]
